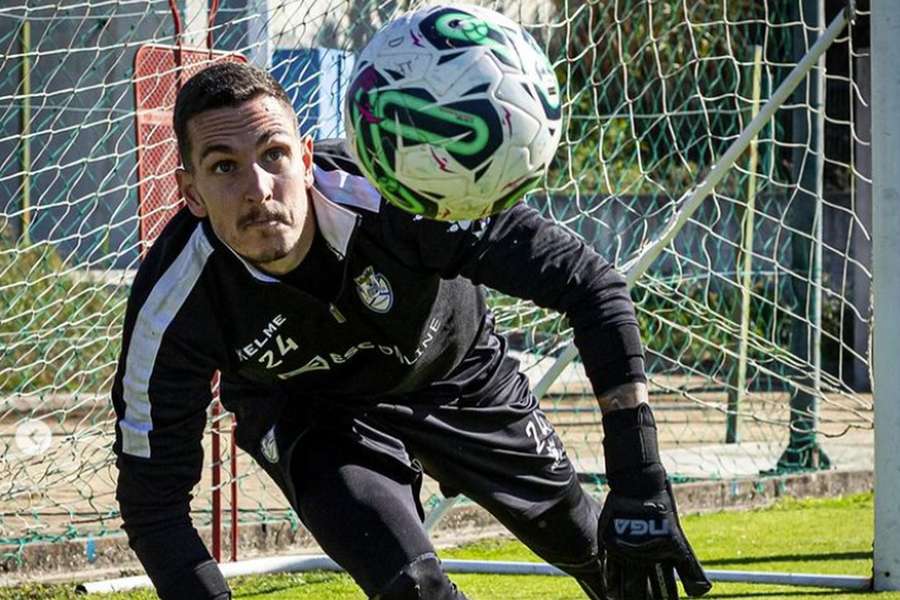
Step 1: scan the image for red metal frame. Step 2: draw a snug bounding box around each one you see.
[211,397,222,562]
[231,420,239,562]
[133,45,246,253]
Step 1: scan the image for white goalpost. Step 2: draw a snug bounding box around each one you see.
[871,1,900,592]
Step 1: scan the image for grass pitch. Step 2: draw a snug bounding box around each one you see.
[3,492,891,599]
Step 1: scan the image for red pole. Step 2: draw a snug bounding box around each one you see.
[230,419,238,562]
[207,0,220,56]
[210,375,222,563]
[167,0,184,77]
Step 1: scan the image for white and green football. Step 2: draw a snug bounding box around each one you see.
[344,4,562,221]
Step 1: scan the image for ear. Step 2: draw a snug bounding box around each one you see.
[301,134,314,189]
[177,168,208,218]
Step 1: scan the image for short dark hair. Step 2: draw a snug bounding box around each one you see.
[173,61,294,170]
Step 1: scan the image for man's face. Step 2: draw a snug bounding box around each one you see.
[176,95,315,274]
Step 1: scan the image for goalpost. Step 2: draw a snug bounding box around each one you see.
[0,0,892,593]
[871,2,900,591]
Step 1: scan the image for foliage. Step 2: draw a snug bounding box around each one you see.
[0,240,126,394]
[541,0,795,197]
[488,262,848,388]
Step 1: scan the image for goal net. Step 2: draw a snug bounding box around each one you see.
[0,0,873,585]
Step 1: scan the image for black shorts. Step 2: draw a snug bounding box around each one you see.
[244,352,601,594]
[255,353,579,521]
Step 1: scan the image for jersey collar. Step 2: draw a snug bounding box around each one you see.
[309,184,360,261]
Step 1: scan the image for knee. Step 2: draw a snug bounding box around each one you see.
[372,554,462,600]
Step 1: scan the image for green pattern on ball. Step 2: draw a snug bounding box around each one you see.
[433,11,518,68]
[374,91,490,155]
[490,175,541,215]
[350,84,503,218]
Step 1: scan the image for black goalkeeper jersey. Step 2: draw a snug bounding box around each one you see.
[111,139,645,596]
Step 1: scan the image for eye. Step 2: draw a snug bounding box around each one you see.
[211,160,236,174]
[264,147,287,162]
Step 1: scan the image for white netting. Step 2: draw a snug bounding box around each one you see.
[0,0,872,572]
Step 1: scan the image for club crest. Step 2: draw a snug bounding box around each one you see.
[355,266,393,313]
[260,426,279,464]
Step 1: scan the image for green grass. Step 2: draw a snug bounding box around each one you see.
[2,493,889,599]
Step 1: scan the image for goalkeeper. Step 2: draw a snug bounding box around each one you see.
[112,62,711,600]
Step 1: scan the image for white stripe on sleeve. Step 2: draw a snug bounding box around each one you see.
[120,224,214,458]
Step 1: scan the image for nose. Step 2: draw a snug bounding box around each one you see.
[243,162,274,204]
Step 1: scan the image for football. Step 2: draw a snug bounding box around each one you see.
[344,4,562,221]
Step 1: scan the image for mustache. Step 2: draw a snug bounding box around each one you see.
[239,207,291,228]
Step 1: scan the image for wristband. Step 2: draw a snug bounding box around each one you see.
[601,403,667,497]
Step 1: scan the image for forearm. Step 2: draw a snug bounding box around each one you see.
[117,455,230,600]
[597,387,713,597]
[124,515,230,600]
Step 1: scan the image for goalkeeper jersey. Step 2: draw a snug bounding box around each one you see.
[111,138,645,597]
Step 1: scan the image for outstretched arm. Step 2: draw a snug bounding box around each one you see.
[398,201,647,398]
[401,202,711,598]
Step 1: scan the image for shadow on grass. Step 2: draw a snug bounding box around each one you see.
[703,551,870,567]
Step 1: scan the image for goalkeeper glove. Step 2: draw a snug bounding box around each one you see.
[599,403,712,599]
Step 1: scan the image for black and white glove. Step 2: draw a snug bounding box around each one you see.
[599,404,712,599]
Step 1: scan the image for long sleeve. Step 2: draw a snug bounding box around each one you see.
[111,217,230,599]
[112,358,227,598]
[386,201,646,396]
